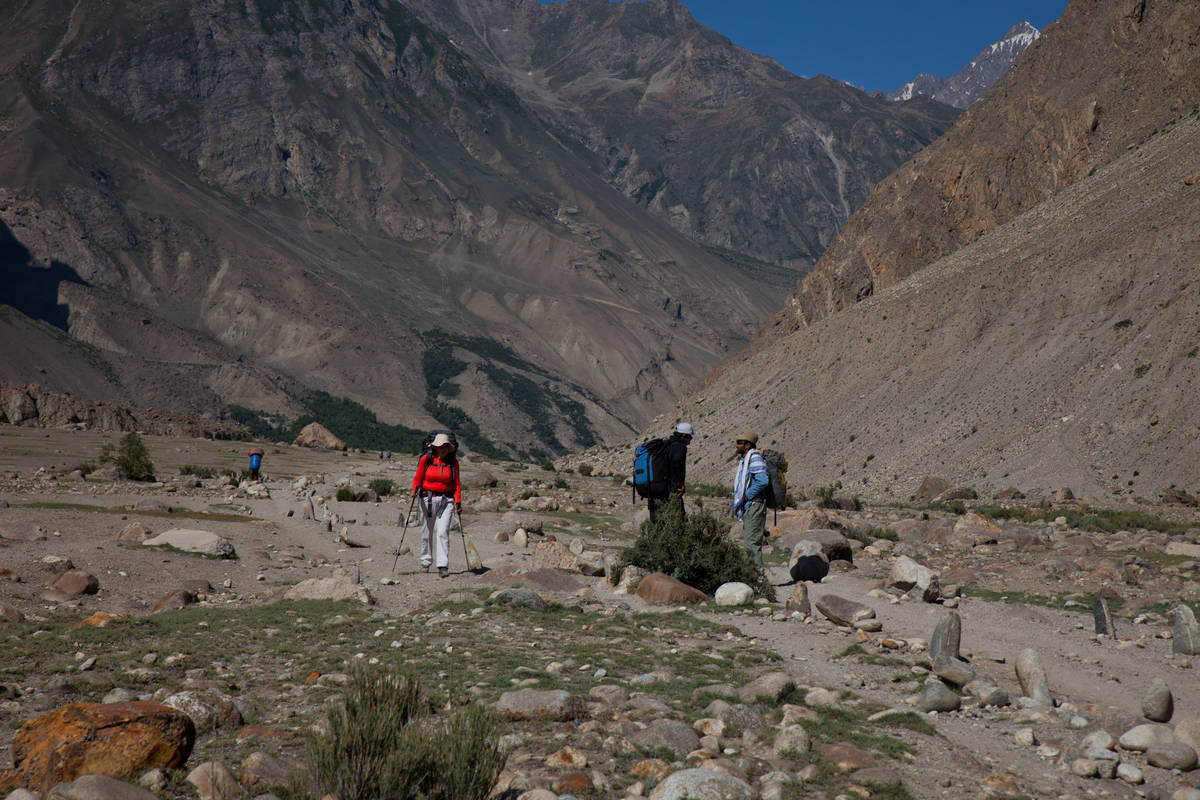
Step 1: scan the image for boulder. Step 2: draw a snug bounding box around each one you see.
[114,523,153,543]
[1119,723,1177,752]
[1014,649,1053,705]
[488,589,549,611]
[889,556,935,593]
[932,487,978,503]
[1143,684,1174,723]
[238,751,303,790]
[636,573,707,605]
[919,682,961,712]
[162,690,243,734]
[648,768,754,800]
[46,571,99,597]
[1146,742,1198,771]
[150,590,197,615]
[282,577,372,604]
[293,423,345,449]
[1173,605,1200,655]
[186,761,241,800]
[738,672,796,704]
[141,529,235,559]
[714,583,754,606]
[46,774,160,800]
[6,702,194,794]
[530,541,576,571]
[631,719,700,756]
[495,689,582,721]
[814,595,875,627]
[914,477,950,502]
[785,583,811,616]
[930,612,962,663]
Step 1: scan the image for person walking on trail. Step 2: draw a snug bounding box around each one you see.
[650,422,693,522]
[732,431,769,570]
[410,433,462,577]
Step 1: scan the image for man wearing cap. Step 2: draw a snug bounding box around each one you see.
[732,431,769,570]
[411,433,462,577]
[650,422,694,522]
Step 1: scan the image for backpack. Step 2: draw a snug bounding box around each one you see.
[760,448,789,510]
[417,429,458,487]
[632,438,671,499]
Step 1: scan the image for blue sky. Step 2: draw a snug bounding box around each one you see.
[660,1,1069,94]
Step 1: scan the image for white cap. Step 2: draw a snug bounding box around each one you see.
[674,422,694,436]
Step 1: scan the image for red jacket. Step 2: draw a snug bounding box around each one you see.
[412,454,461,504]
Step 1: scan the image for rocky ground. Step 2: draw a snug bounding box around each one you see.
[3,426,1200,800]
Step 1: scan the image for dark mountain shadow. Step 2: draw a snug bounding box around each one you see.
[0,220,89,331]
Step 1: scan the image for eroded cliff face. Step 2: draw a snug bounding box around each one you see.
[790,0,1200,327]
[0,0,815,458]
[403,0,960,271]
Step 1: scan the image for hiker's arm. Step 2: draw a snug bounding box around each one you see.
[744,469,769,501]
[411,454,426,496]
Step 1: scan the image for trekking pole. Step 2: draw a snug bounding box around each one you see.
[455,507,483,571]
[393,494,418,572]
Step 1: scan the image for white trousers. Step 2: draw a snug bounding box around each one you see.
[419,494,453,568]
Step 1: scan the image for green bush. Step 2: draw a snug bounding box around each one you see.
[307,667,505,800]
[620,503,774,600]
[552,477,570,490]
[102,433,155,481]
[578,464,593,476]
[336,487,357,502]
[540,460,556,472]
[369,478,395,497]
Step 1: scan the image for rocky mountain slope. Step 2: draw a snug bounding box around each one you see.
[401,0,960,269]
[793,0,1200,327]
[611,0,1200,499]
[0,0,958,460]
[886,21,1040,109]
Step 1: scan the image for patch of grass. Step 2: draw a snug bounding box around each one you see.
[833,644,866,660]
[972,505,1190,536]
[179,464,217,478]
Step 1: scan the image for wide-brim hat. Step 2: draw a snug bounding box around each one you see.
[735,430,758,446]
[431,433,455,449]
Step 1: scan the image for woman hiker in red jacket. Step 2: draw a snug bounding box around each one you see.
[410,433,462,577]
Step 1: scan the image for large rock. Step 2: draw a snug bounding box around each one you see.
[4,702,194,794]
[950,512,1001,546]
[293,423,345,449]
[141,529,235,559]
[238,752,303,791]
[636,572,707,605]
[1173,605,1200,655]
[282,577,373,604]
[114,523,153,543]
[779,529,853,563]
[631,719,700,756]
[1146,742,1198,771]
[714,583,754,606]
[495,689,582,721]
[186,761,241,800]
[738,672,796,704]
[1014,649,1053,705]
[930,611,962,662]
[889,556,935,593]
[530,541,577,571]
[914,477,950,502]
[46,571,99,597]
[1143,684,1174,723]
[46,775,160,800]
[162,691,243,734]
[919,682,961,712]
[814,595,875,627]
[1119,723,1177,752]
[648,768,755,800]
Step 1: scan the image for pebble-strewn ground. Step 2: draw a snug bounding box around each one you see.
[3,426,1200,800]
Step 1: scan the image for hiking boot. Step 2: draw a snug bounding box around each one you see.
[438,566,448,578]
[421,564,431,573]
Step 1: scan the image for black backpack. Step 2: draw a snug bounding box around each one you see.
[632,437,671,500]
[417,429,458,487]
[761,448,789,511]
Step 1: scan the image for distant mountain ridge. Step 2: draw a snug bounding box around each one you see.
[887,21,1040,109]
[0,0,956,459]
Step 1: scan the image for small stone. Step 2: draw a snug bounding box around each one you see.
[1014,728,1035,746]
[1115,763,1144,784]
[1069,758,1099,778]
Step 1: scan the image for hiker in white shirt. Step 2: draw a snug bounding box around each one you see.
[732,430,769,570]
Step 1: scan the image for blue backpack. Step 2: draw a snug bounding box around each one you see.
[632,438,671,499]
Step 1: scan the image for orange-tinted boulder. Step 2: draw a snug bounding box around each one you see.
[8,701,195,793]
[635,572,708,605]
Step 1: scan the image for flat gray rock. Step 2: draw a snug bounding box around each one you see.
[738,671,795,704]
[648,768,755,800]
[631,719,700,756]
[47,775,159,800]
[488,588,549,610]
[495,689,582,721]
[142,529,236,559]
[814,594,875,627]
[282,577,372,604]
